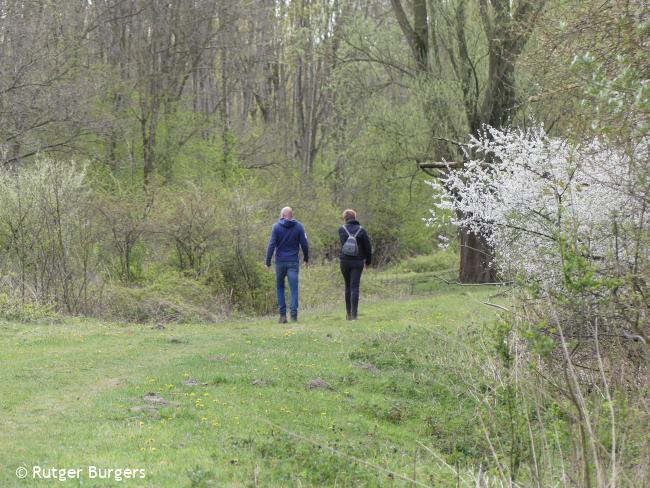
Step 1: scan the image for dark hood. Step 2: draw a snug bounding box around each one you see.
[344,219,360,227]
[279,218,297,228]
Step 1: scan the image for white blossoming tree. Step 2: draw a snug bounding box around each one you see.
[430,126,646,281]
[428,125,649,354]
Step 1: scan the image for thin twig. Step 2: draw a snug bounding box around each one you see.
[483,301,511,312]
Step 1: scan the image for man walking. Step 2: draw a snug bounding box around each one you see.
[265,207,309,323]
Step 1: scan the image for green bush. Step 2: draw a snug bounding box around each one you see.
[0,293,59,323]
[101,267,223,323]
[217,252,275,315]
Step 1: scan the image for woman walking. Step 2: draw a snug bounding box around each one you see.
[338,209,372,320]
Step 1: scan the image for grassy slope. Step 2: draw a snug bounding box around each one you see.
[0,283,500,487]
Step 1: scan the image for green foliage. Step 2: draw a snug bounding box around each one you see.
[102,267,222,323]
[0,157,101,313]
[217,252,275,316]
[92,176,154,284]
[572,46,649,139]
[186,465,215,487]
[492,318,514,368]
[0,293,58,323]
[485,318,531,482]
[155,183,223,274]
[558,235,623,294]
[393,248,458,274]
[520,320,556,358]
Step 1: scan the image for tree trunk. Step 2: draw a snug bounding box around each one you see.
[413,0,429,72]
[220,43,231,181]
[458,226,497,283]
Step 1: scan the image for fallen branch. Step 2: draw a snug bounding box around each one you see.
[418,161,464,170]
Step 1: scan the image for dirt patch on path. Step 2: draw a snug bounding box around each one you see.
[142,392,178,407]
[307,378,332,390]
[130,392,179,419]
[206,354,227,362]
[356,362,381,374]
[183,377,208,386]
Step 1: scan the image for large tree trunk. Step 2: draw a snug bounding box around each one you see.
[458,226,497,283]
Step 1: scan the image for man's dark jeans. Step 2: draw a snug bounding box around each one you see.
[275,261,299,316]
[340,260,364,317]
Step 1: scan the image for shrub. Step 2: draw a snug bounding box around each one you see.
[217,252,275,315]
[101,267,224,323]
[94,179,153,283]
[0,292,58,322]
[0,158,102,314]
[155,183,223,274]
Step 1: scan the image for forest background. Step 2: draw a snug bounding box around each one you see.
[3,0,645,321]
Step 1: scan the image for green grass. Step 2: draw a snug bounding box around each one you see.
[0,280,502,487]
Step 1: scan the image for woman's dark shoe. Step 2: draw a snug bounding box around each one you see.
[290,314,298,322]
[278,314,287,324]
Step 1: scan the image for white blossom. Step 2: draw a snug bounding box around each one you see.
[431,126,649,285]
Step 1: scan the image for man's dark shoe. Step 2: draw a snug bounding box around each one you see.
[346,314,353,320]
[278,314,287,324]
[290,314,298,322]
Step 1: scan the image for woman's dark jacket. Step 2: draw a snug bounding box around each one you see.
[338,220,372,265]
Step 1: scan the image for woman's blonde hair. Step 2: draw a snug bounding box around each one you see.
[342,209,357,221]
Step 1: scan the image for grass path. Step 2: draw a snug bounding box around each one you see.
[1,287,500,487]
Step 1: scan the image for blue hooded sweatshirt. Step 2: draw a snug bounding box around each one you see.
[265,219,309,266]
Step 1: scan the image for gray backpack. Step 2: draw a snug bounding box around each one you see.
[341,225,362,256]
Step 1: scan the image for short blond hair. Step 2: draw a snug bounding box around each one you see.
[342,209,356,221]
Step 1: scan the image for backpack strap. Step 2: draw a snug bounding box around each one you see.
[343,225,362,238]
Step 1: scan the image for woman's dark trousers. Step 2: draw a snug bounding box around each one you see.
[340,260,364,318]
